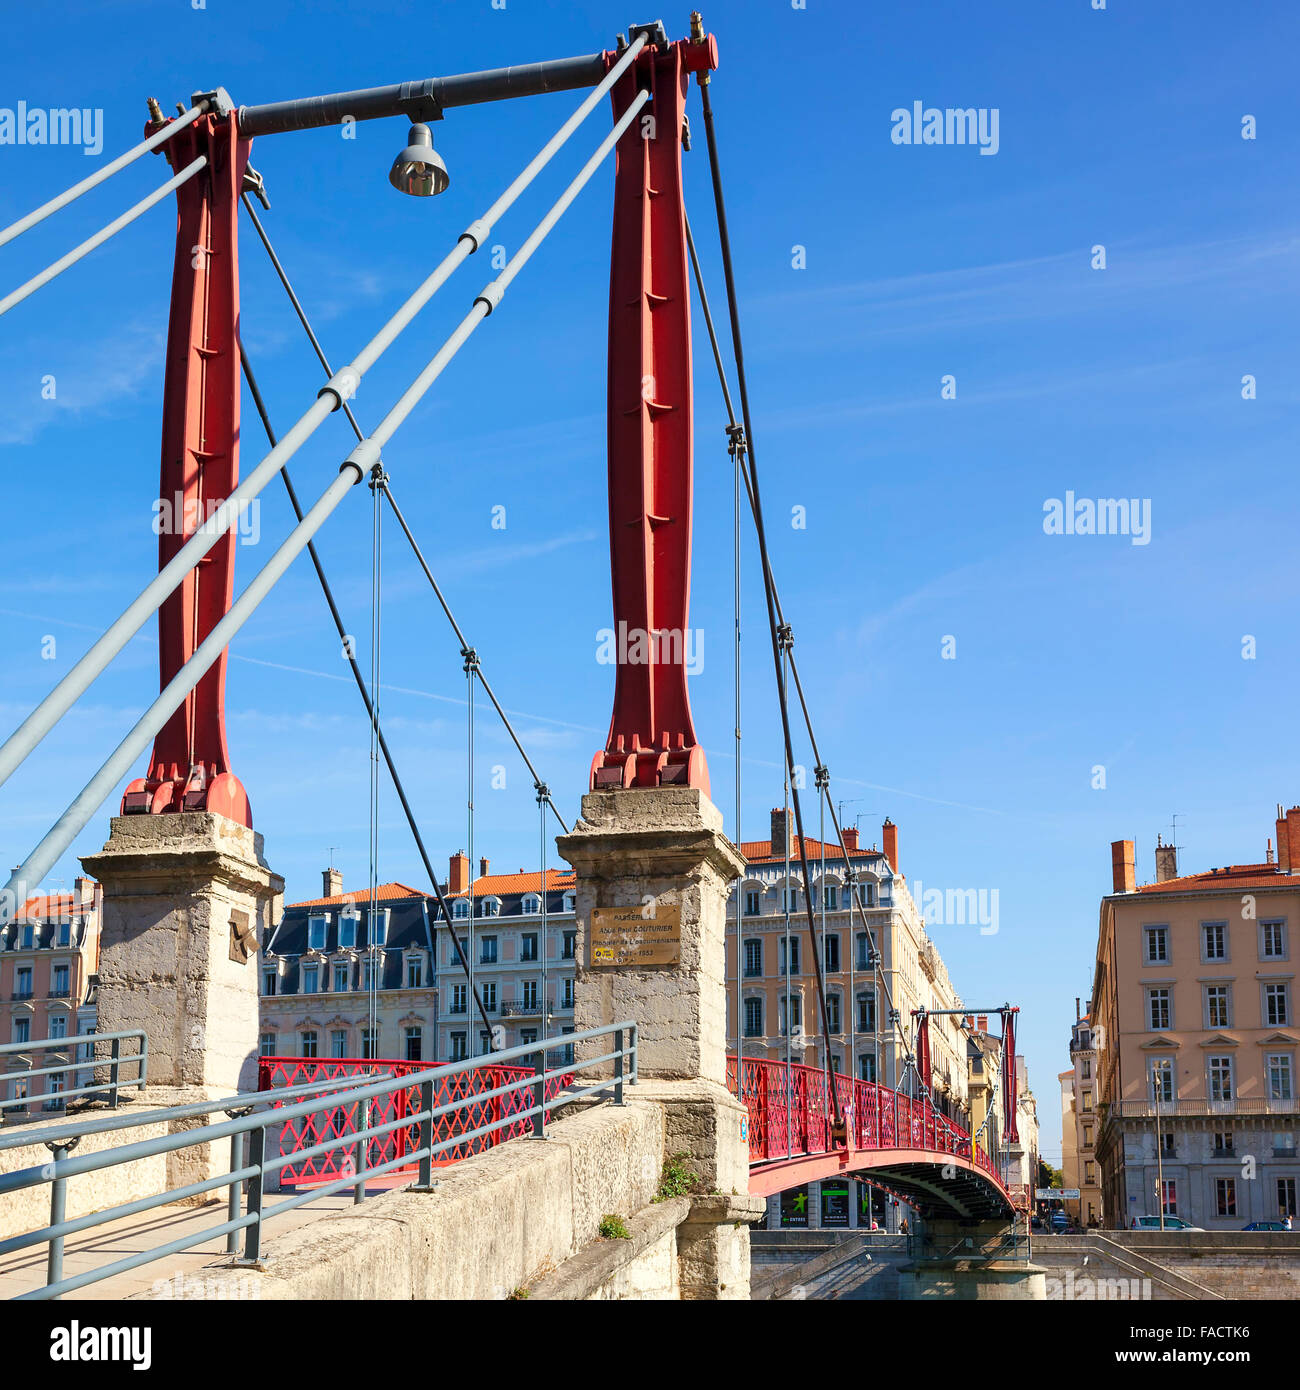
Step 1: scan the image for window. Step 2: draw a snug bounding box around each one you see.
[405,1027,422,1062]
[778,995,802,1036]
[333,963,350,993]
[1145,926,1169,964]
[1205,984,1231,1029]
[57,920,71,948]
[1208,1055,1234,1102]
[480,937,498,965]
[1160,1179,1177,1216]
[478,1031,491,1056]
[1216,1178,1237,1218]
[1081,1089,1092,1113]
[781,887,799,914]
[1262,920,1288,960]
[560,1026,575,1066]
[1081,1058,1091,1079]
[563,894,576,914]
[561,978,573,1009]
[1202,922,1227,962]
[479,900,500,918]
[779,935,800,975]
[744,998,763,1038]
[1160,1128,1175,1157]
[301,964,319,995]
[307,916,327,951]
[1267,1053,1294,1101]
[453,900,470,919]
[826,994,841,1033]
[858,1055,876,1082]
[450,984,467,1014]
[1149,1057,1174,1104]
[48,1014,66,1039]
[331,1029,348,1059]
[1083,1125,1093,1148]
[362,959,376,990]
[857,990,877,1033]
[521,933,539,963]
[520,1029,538,1045]
[338,913,358,950]
[263,969,277,997]
[823,934,840,972]
[371,909,390,946]
[855,933,875,970]
[14,967,32,999]
[482,981,497,1012]
[521,980,538,1009]
[51,963,69,997]
[1264,982,1290,1027]
[562,932,576,961]
[300,1031,318,1058]
[1147,987,1172,1031]
[1084,1161,1096,1184]
[20,924,33,949]
[743,939,762,978]
[855,882,875,908]
[361,1028,377,1060]
[450,1032,467,1062]
[1279,1177,1297,1218]
[1213,1129,1233,1153]
[521,895,540,915]
[744,890,761,917]
[406,957,422,988]
[823,885,838,911]
[259,1033,277,1058]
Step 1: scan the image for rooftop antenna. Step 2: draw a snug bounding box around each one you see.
[1169,814,1182,849]
[328,846,339,869]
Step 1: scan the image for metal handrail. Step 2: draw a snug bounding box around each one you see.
[0,1030,146,1113]
[1,1021,637,1300]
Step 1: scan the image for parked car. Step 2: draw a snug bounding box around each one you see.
[1241,1220,1288,1231]
[1050,1209,1069,1232]
[1133,1215,1202,1231]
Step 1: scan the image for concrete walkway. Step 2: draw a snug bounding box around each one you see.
[0,1187,361,1300]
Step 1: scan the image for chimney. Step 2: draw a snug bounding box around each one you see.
[322,866,343,899]
[1267,838,1275,865]
[479,856,490,879]
[770,808,791,856]
[842,826,859,852]
[882,817,898,873]
[1154,833,1178,884]
[977,1014,989,1034]
[1277,805,1290,872]
[74,875,94,904]
[1075,997,1081,1022]
[1285,808,1300,876]
[448,851,469,896]
[1110,839,1135,894]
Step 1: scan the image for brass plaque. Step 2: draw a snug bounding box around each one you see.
[589,903,681,968]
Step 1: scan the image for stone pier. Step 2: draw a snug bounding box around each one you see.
[557,786,764,1299]
[80,812,283,1190]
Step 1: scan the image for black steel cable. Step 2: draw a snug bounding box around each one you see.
[238,344,492,1039]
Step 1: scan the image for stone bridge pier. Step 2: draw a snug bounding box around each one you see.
[899,1217,1046,1300]
[558,786,766,1299]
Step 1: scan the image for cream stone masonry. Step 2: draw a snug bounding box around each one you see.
[81,814,284,1096]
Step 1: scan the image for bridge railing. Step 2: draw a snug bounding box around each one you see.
[0,1021,635,1300]
[727,1056,1005,1187]
[0,1029,147,1116]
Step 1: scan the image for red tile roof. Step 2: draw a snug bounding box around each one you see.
[448,868,574,898]
[740,837,878,866]
[288,881,429,909]
[18,891,84,919]
[1132,863,1291,895]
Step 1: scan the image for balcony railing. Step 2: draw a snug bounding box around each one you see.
[1106,1097,1299,1119]
[502,1000,542,1017]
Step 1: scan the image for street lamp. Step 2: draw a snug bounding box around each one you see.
[388,124,450,197]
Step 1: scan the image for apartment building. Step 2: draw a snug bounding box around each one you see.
[728,810,969,1111]
[1093,809,1300,1230]
[0,877,101,1114]
[259,858,579,1067]
[1057,1003,1103,1225]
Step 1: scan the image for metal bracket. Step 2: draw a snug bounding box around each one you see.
[192,86,236,118]
[627,20,670,49]
[242,162,270,210]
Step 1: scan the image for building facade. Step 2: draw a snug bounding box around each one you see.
[1093,809,1300,1230]
[0,877,101,1115]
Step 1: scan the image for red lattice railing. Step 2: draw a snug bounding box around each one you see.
[258,1056,573,1183]
[725,1056,1009,1196]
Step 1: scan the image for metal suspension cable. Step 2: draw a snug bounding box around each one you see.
[0,37,647,797]
[688,180,910,1094]
[238,347,493,1036]
[465,647,477,1046]
[0,156,207,319]
[367,464,384,1053]
[240,192,570,837]
[694,81,841,1127]
[1,97,641,918]
[0,100,207,248]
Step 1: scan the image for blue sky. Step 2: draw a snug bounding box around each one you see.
[1,0,1297,1153]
